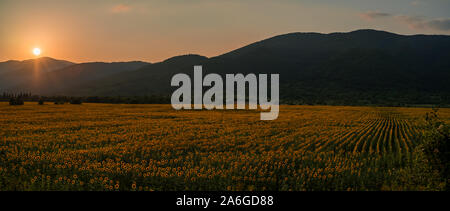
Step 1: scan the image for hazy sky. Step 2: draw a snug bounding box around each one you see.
[1,0,449,63]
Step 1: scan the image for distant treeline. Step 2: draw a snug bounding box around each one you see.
[279,87,450,107]
[81,95,171,104]
[0,92,171,105]
[1,91,449,107]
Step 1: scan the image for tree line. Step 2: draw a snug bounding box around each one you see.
[1,91,448,108]
[0,92,171,105]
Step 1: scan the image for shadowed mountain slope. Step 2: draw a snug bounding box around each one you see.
[72,30,450,105]
[0,57,74,89]
[3,30,450,105]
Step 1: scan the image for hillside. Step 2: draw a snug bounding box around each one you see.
[74,29,450,105]
[0,57,74,90]
[2,29,450,105]
[20,61,150,95]
[68,55,207,96]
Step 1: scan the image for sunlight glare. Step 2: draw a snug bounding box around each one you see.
[33,48,41,56]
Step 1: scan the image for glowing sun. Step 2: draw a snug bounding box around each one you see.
[33,48,41,56]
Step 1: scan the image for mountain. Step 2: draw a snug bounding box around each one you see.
[70,29,450,105]
[3,29,450,105]
[67,55,208,96]
[0,57,74,74]
[0,57,74,89]
[20,61,150,95]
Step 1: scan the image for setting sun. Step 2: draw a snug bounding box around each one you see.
[32,48,41,56]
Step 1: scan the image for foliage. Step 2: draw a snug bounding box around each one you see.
[4,92,30,106]
[69,98,83,105]
[83,95,171,104]
[1,93,171,105]
[9,97,24,105]
[421,108,450,190]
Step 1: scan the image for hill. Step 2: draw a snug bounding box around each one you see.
[73,29,450,105]
[20,61,150,95]
[3,29,450,105]
[0,57,74,90]
[68,55,207,96]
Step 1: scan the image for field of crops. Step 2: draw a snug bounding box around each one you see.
[0,103,449,191]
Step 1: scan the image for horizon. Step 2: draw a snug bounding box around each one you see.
[2,28,449,64]
[1,0,449,63]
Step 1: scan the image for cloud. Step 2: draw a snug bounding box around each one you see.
[111,4,132,13]
[359,11,392,21]
[426,18,450,31]
[396,15,450,31]
[411,1,421,6]
[359,11,450,31]
[395,15,425,29]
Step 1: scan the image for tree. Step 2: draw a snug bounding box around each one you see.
[422,108,450,190]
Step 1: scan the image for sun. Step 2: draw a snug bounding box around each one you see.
[33,48,41,56]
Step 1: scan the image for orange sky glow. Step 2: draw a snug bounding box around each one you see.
[1,0,449,63]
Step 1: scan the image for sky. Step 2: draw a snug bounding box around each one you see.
[1,0,449,63]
